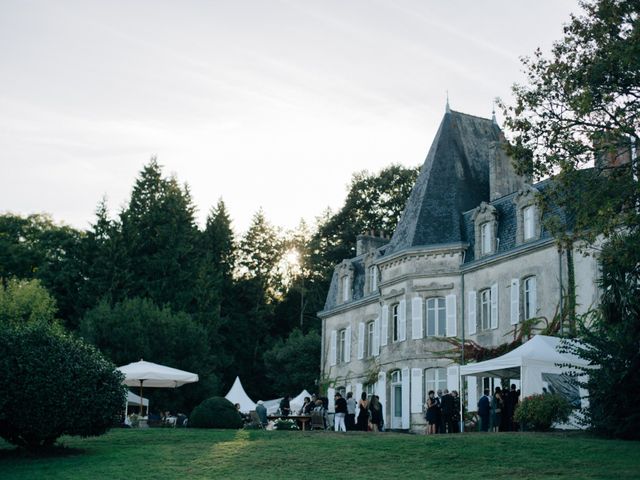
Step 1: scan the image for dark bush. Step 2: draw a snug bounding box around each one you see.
[0,322,126,448]
[514,393,573,431]
[189,397,243,429]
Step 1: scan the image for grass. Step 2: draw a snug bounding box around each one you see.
[1,428,639,479]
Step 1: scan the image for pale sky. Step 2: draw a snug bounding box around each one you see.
[0,0,580,235]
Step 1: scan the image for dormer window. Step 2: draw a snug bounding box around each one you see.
[480,222,493,255]
[514,186,541,244]
[473,202,498,259]
[342,275,350,302]
[523,205,536,241]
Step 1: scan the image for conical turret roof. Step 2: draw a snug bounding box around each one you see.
[384,110,500,256]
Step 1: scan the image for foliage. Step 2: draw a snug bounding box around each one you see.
[0,322,126,449]
[79,297,220,413]
[560,233,640,439]
[514,394,573,431]
[189,397,243,429]
[273,419,299,431]
[263,329,321,396]
[0,278,57,326]
[501,0,639,245]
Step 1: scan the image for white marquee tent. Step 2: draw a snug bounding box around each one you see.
[224,376,256,413]
[460,335,590,411]
[290,389,312,413]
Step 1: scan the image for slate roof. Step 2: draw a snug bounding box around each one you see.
[322,255,375,311]
[384,110,500,256]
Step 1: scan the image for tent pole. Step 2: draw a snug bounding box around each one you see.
[139,380,144,416]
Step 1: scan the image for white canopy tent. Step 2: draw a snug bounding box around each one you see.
[263,397,283,415]
[224,376,256,413]
[460,335,590,424]
[290,389,312,413]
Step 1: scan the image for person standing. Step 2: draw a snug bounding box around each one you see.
[436,389,445,433]
[345,392,357,431]
[478,389,491,432]
[425,390,439,435]
[490,387,503,432]
[334,392,347,432]
[279,395,291,417]
[451,390,461,433]
[369,395,383,432]
[440,389,455,434]
[255,400,268,427]
[356,392,369,431]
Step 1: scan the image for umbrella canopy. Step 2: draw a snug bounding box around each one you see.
[118,360,199,388]
[117,360,199,415]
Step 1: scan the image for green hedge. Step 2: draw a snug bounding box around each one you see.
[514,393,572,431]
[189,397,243,429]
[0,322,126,448]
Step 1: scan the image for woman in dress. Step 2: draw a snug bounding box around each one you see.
[356,392,369,431]
[369,395,383,432]
[425,390,439,434]
[491,387,503,432]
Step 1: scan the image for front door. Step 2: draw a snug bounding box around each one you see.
[391,370,402,429]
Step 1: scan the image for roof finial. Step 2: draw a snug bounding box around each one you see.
[491,101,497,124]
[446,91,451,113]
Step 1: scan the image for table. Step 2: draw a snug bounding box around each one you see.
[267,415,311,431]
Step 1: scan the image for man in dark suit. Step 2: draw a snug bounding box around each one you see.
[440,389,455,433]
[478,389,491,432]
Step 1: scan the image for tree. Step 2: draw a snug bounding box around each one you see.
[0,322,125,448]
[502,0,640,438]
[501,0,639,245]
[0,278,57,326]
[237,208,284,300]
[263,329,321,396]
[120,159,201,314]
[80,297,220,413]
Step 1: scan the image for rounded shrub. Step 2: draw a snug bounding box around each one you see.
[514,393,573,431]
[0,322,126,448]
[189,397,243,429]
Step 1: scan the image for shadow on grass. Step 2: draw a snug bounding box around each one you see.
[0,444,86,460]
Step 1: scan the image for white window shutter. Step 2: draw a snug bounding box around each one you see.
[327,387,335,412]
[490,283,498,329]
[445,294,457,337]
[380,305,389,347]
[530,276,537,318]
[357,322,365,360]
[402,367,410,429]
[377,372,386,426]
[373,317,380,357]
[398,299,407,341]
[355,383,363,417]
[468,291,477,335]
[344,326,351,363]
[447,365,459,393]
[466,376,478,412]
[410,368,423,413]
[330,330,337,366]
[510,278,520,325]
[411,296,423,339]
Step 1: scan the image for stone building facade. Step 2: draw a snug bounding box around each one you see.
[318,109,599,432]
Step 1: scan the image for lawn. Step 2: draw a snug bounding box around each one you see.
[1,428,639,479]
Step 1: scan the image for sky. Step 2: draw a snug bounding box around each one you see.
[0,0,582,235]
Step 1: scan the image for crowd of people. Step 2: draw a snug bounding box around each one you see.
[476,384,521,432]
[424,389,461,434]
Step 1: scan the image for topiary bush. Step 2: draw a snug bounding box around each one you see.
[0,322,126,448]
[514,393,573,431]
[189,397,243,429]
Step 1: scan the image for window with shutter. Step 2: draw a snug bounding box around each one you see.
[410,368,423,413]
[524,276,537,319]
[426,297,446,336]
[398,299,406,341]
[480,289,491,331]
[366,321,375,357]
[357,322,365,360]
[446,294,457,337]
[510,278,520,325]
[411,296,423,339]
[523,205,535,240]
[392,303,399,342]
[447,365,459,393]
[490,283,498,329]
[468,291,477,335]
[344,326,351,362]
[380,305,389,347]
[330,330,337,366]
[401,367,410,429]
[372,318,380,356]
